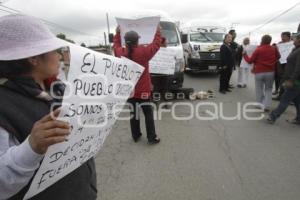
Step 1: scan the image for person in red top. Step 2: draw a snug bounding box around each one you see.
[244,35,280,112]
[113,26,161,144]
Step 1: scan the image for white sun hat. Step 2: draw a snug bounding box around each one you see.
[0,14,69,61]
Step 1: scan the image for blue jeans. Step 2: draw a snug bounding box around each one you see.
[270,86,300,121]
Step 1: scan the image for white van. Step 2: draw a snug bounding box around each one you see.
[153,14,185,92]
[181,26,226,73]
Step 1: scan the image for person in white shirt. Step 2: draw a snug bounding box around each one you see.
[237,37,254,88]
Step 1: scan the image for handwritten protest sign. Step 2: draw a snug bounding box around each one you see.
[116,16,160,46]
[24,44,144,199]
[277,41,294,64]
[149,48,176,75]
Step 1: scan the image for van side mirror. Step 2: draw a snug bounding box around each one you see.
[109,33,114,43]
[181,34,188,44]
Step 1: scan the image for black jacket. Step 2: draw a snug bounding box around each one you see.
[0,77,97,200]
[284,46,300,81]
[220,43,235,69]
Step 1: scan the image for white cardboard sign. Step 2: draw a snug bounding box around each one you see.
[149,48,177,75]
[116,16,160,46]
[277,41,294,64]
[24,44,144,199]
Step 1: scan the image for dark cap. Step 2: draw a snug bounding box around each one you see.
[124,31,139,45]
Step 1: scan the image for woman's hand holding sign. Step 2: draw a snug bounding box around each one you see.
[29,109,70,154]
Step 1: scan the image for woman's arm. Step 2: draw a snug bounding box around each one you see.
[0,109,70,199]
[244,48,258,64]
[113,26,123,57]
[144,27,162,60]
[0,127,44,200]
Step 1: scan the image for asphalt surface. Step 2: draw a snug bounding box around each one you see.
[96,71,300,200]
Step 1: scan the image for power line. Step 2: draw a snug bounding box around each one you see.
[0,0,11,3]
[0,6,103,45]
[0,4,101,40]
[0,7,14,14]
[248,1,300,34]
[0,7,67,33]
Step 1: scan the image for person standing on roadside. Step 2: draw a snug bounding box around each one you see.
[228,29,239,89]
[267,32,300,124]
[237,37,253,88]
[244,35,280,112]
[219,34,235,94]
[273,32,293,100]
[113,25,161,144]
[0,14,98,200]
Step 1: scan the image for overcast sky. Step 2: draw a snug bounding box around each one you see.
[1,0,300,45]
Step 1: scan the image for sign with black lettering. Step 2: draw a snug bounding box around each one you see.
[24,44,144,199]
[149,48,176,74]
[277,41,294,64]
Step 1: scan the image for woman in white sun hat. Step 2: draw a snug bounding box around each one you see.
[0,15,97,200]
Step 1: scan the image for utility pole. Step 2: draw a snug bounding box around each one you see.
[106,13,111,54]
[298,23,300,33]
[104,32,107,48]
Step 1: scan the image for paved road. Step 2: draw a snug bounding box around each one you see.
[96,71,300,200]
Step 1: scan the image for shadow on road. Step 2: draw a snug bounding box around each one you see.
[185,71,219,79]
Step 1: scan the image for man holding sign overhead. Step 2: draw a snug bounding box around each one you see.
[113,20,162,144]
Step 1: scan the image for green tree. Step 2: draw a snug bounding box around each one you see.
[56,33,75,44]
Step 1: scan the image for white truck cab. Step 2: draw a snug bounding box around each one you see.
[181,26,226,72]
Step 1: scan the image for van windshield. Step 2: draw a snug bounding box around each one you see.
[160,21,180,46]
[190,32,224,43]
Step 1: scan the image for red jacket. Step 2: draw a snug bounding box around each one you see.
[113,30,161,99]
[244,44,280,74]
